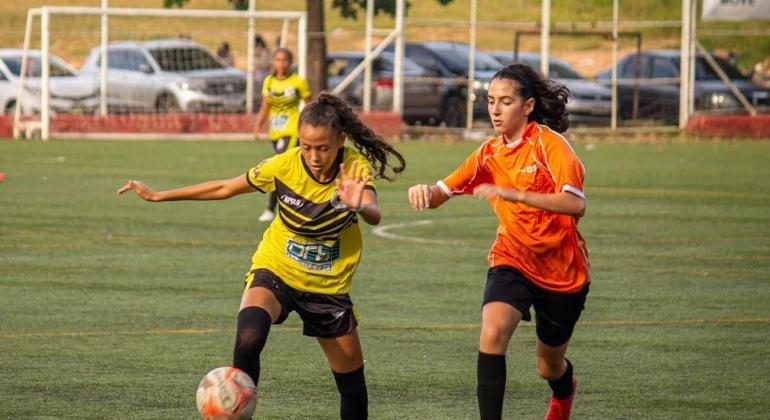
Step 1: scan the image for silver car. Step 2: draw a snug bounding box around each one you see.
[491,51,612,126]
[80,39,247,113]
[0,49,99,115]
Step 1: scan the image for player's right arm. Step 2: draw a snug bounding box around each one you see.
[407,184,450,211]
[116,175,255,202]
[254,77,272,137]
[408,144,489,211]
[254,98,270,136]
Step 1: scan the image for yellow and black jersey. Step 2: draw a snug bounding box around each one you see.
[262,73,311,146]
[245,146,375,295]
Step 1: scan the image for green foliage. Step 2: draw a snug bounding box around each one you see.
[331,0,454,19]
[1,139,770,418]
[163,0,248,10]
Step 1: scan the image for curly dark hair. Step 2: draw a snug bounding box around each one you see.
[298,92,406,181]
[492,64,571,133]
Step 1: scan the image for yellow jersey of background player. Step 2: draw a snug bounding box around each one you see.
[262,72,311,149]
[245,146,375,295]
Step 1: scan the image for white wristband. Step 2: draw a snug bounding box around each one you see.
[352,202,367,213]
[330,191,366,213]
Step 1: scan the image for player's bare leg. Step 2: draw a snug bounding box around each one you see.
[537,339,576,420]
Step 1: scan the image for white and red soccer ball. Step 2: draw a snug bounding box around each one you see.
[196,367,257,420]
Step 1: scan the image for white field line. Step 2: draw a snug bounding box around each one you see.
[371,219,466,245]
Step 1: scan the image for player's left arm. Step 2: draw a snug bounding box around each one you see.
[473,186,584,217]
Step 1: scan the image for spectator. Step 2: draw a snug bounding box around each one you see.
[217,41,235,67]
[253,35,272,85]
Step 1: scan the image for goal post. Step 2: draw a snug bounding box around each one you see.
[15,5,306,140]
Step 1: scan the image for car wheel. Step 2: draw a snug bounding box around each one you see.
[442,96,466,127]
[156,93,179,114]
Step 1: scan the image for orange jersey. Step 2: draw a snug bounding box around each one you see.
[438,121,589,293]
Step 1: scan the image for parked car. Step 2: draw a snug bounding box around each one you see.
[0,49,99,115]
[491,51,612,126]
[596,50,770,122]
[80,39,247,113]
[327,51,446,125]
[386,41,504,126]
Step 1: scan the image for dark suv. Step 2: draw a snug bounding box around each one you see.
[327,51,444,125]
[387,42,504,127]
[596,50,770,123]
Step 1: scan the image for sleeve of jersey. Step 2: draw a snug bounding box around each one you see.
[245,157,278,193]
[261,76,270,96]
[542,138,586,200]
[299,77,312,100]
[437,146,489,197]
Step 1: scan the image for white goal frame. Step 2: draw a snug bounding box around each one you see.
[15,3,306,140]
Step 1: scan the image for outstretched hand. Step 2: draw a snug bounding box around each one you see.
[116,179,157,201]
[473,183,522,202]
[334,161,371,210]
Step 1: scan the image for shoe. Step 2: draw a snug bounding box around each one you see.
[258,209,275,222]
[544,377,577,420]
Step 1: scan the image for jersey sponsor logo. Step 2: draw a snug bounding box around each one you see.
[518,164,538,174]
[281,194,304,208]
[251,159,268,179]
[285,239,341,271]
[270,114,289,130]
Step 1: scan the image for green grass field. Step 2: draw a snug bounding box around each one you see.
[1,138,769,419]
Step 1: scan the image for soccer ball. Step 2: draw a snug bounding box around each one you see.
[196,367,257,420]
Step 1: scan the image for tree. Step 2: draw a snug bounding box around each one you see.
[306,0,327,97]
[163,1,455,100]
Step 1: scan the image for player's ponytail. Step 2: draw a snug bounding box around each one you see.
[492,64,570,133]
[299,92,406,181]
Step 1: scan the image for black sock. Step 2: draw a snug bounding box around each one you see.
[333,366,368,420]
[477,352,506,420]
[548,358,574,400]
[232,307,272,387]
[268,192,277,212]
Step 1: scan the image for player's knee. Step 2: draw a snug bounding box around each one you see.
[235,307,272,356]
[536,356,563,380]
[479,324,512,349]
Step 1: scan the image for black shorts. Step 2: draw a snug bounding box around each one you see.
[272,136,291,154]
[246,269,358,338]
[483,265,589,347]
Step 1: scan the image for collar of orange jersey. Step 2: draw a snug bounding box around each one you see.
[501,121,537,149]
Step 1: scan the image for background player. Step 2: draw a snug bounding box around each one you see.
[119,92,405,420]
[254,47,312,222]
[407,64,589,420]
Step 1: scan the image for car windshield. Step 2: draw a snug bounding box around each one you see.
[428,44,502,73]
[515,57,584,80]
[149,47,223,71]
[378,54,426,75]
[2,56,75,77]
[332,54,426,77]
[694,56,746,81]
